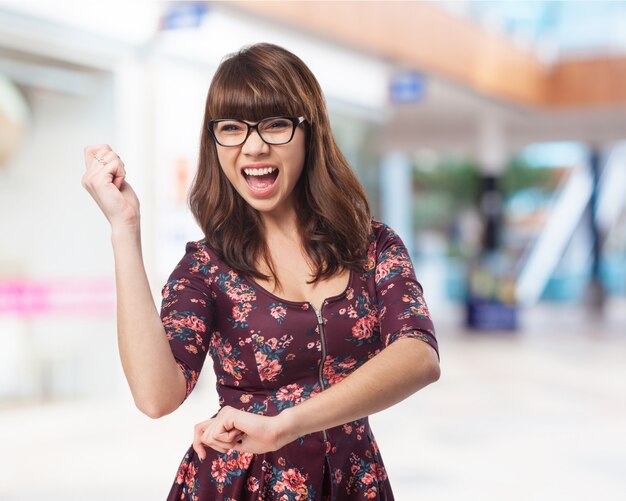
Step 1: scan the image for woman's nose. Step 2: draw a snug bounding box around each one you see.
[241,128,269,155]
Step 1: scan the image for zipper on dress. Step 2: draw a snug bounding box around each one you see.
[313,302,329,444]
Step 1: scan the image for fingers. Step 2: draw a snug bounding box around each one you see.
[192,408,253,460]
[83,144,123,171]
[219,428,244,443]
[192,421,209,460]
[83,144,111,167]
[82,144,126,189]
[94,149,123,170]
[194,414,245,457]
[201,426,240,454]
[192,420,239,459]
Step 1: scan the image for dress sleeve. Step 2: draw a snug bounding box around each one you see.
[375,224,439,361]
[160,241,215,403]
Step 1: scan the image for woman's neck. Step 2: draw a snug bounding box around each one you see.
[260,208,300,245]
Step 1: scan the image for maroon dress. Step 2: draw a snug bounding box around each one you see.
[161,220,439,500]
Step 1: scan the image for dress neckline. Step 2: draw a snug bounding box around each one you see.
[241,268,354,311]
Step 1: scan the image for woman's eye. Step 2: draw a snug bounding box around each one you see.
[219,123,245,133]
[264,120,290,130]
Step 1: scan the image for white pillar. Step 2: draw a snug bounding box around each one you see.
[477,114,507,176]
[380,151,414,257]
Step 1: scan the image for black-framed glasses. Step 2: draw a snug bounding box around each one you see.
[208,116,305,147]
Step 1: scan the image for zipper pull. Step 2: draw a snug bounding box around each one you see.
[314,307,325,325]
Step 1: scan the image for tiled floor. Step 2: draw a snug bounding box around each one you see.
[1,301,625,500]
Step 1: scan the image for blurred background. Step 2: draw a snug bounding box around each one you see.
[1,1,625,500]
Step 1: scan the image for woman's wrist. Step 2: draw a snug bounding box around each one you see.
[276,406,305,446]
[111,220,141,244]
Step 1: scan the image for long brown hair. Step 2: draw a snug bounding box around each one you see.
[188,43,371,288]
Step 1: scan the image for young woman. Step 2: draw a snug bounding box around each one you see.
[82,43,440,501]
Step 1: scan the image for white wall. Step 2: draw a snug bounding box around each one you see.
[0,71,126,399]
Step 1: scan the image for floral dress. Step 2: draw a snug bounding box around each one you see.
[161,220,439,501]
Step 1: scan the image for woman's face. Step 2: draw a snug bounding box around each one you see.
[215,118,306,218]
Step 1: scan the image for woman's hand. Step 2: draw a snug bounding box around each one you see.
[81,144,140,230]
[192,406,300,459]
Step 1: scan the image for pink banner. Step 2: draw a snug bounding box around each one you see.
[0,278,115,317]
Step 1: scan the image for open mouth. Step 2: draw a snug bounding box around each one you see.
[242,166,280,193]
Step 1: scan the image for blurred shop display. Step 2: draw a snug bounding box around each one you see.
[466,173,518,331]
[413,150,563,329]
[466,253,518,331]
[0,74,29,166]
[415,140,626,327]
[414,154,556,258]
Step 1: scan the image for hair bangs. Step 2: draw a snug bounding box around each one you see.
[208,62,303,121]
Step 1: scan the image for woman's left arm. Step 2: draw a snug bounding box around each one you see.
[194,337,439,458]
[279,336,440,442]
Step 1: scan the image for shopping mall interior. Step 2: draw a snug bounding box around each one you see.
[0,1,625,500]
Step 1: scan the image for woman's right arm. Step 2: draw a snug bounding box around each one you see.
[82,144,186,418]
[111,225,187,418]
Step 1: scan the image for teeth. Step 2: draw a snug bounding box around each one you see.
[244,167,276,176]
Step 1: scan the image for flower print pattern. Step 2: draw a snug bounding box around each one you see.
[384,324,436,350]
[231,382,320,416]
[247,476,260,492]
[269,302,288,323]
[270,382,318,411]
[247,333,294,383]
[173,451,200,501]
[349,310,378,345]
[399,281,431,320]
[365,238,377,274]
[162,309,209,350]
[274,383,303,404]
[257,355,281,382]
[322,355,358,386]
[176,361,200,400]
[336,289,380,346]
[188,244,219,277]
[210,331,247,384]
[333,468,343,487]
[262,459,316,500]
[374,226,414,287]
[345,451,388,499]
[340,419,367,442]
[215,270,257,329]
[161,277,187,307]
[161,276,210,310]
[162,223,438,500]
[209,450,254,493]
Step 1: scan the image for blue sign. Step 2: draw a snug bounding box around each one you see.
[161,2,209,30]
[389,72,427,104]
